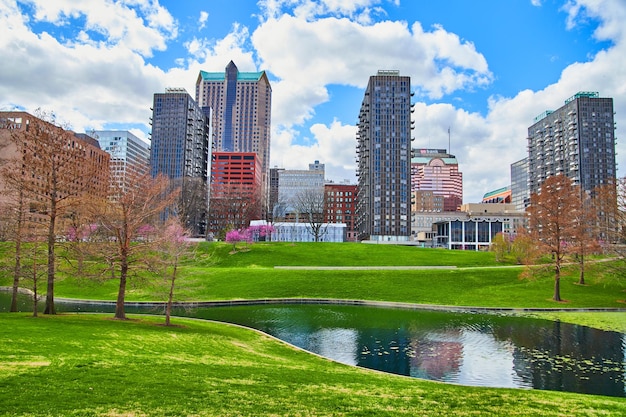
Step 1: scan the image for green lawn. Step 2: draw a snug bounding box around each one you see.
[1,242,625,416]
[1,313,625,417]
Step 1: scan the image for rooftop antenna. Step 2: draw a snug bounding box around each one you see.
[448,127,451,154]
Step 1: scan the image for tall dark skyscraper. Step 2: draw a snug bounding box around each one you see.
[150,88,211,236]
[355,70,412,241]
[527,91,616,196]
[195,61,272,205]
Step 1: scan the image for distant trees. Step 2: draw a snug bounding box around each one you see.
[293,188,328,242]
[209,184,262,238]
[527,175,581,301]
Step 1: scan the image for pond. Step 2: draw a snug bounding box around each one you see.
[2,293,625,398]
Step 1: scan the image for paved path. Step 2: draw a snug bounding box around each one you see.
[274,265,457,270]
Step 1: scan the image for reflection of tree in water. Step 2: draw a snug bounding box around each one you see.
[409,331,462,381]
[493,320,626,397]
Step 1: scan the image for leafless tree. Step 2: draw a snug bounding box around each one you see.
[293,188,329,242]
[1,111,109,314]
[208,184,262,237]
[527,175,581,301]
[89,172,179,320]
[147,217,194,326]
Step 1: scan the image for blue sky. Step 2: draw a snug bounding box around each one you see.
[1,0,624,203]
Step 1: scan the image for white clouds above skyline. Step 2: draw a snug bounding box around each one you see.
[0,0,624,203]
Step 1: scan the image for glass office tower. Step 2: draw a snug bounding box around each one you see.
[355,70,412,241]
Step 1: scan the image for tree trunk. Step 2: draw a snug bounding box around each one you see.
[44,202,56,315]
[553,264,562,302]
[115,256,128,320]
[32,252,38,318]
[578,254,585,285]
[10,191,24,312]
[11,233,22,313]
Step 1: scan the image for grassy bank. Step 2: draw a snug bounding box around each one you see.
[31,242,622,311]
[1,313,624,417]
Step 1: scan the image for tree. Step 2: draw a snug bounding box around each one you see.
[510,227,540,265]
[570,191,601,285]
[90,172,179,320]
[208,184,262,237]
[149,217,193,326]
[490,232,511,263]
[2,111,109,314]
[225,228,252,252]
[176,176,208,238]
[527,175,581,301]
[293,188,328,242]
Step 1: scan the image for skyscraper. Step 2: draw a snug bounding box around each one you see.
[94,130,150,194]
[411,148,463,212]
[195,61,272,203]
[150,88,211,236]
[510,157,529,212]
[355,70,412,241]
[527,92,616,196]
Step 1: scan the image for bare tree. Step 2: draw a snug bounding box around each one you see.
[527,175,581,301]
[148,217,193,326]
[90,172,179,320]
[2,111,109,314]
[208,184,262,238]
[293,188,328,242]
[176,176,208,238]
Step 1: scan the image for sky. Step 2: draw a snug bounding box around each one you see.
[1,0,625,203]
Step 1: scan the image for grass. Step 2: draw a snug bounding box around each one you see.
[1,313,625,417]
[1,242,625,415]
[30,242,623,312]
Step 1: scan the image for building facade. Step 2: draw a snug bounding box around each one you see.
[195,61,272,207]
[275,161,325,219]
[94,130,150,194]
[0,111,110,227]
[150,88,211,236]
[356,70,412,241]
[510,158,530,212]
[325,182,357,241]
[482,186,511,204]
[434,204,525,250]
[209,152,263,233]
[527,92,616,196]
[411,148,463,212]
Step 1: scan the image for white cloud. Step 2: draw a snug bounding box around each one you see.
[199,11,209,30]
[252,14,491,131]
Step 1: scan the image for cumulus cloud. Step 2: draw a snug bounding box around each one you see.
[1,0,624,206]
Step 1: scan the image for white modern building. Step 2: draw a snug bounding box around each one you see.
[94,130,150,192]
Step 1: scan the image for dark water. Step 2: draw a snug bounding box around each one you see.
[2,293,625,397]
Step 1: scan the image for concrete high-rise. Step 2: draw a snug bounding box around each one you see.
[355,70,412,241]
[527,92,616,196]
[150,88,211,236]
[195,61,272,205]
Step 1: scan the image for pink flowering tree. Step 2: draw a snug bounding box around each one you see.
[225,228,253,252]
[150,217,192,326]
[248,224,275,242]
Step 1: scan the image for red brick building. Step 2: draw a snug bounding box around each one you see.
[324,182,357,241]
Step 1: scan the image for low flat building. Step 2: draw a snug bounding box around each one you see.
[433,204,525,250]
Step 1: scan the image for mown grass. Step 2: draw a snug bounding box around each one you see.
[1,313,625,417]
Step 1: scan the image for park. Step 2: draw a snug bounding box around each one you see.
[1,242,625,416]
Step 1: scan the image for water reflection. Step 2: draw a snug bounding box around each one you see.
[1,293,624,397]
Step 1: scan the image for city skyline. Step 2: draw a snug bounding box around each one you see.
[0,0,624,203]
